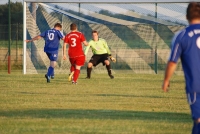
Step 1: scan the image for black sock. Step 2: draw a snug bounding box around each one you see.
[106,64,112,75]
[87,67,92,78]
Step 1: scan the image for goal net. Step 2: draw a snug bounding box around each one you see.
[24,1,187,74]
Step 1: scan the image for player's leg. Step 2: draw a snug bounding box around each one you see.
[46,61,56,82]
[68,58,75,81]
[102,54,114,79]
[68,68,75,81]
[72,65,81,84]
[72,56,85,84]
[86,62,93,79]
[86,55,99,79]
[50,60,56,79]
[68,58,75,82]
[187,93,200,134]
[104,60,114,79]
[45,53,58,83]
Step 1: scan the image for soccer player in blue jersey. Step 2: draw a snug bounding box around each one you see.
[162,2,200,134]
[26,23,64,83]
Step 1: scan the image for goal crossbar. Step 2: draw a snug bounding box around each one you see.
[24,0,200,3]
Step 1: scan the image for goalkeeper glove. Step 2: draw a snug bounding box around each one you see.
[109,56,116,63]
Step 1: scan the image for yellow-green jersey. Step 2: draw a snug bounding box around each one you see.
[84,38,111,55]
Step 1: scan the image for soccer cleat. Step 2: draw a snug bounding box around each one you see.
[68,71,74,82]
[51,76,54,79]
[45,74,50,83]
[72,81,77,85]
[109,74,114,79]
[85,77,90,79]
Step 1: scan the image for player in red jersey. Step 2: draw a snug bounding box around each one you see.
[63,23,88,84]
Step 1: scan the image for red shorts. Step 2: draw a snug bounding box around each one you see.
[69,55,85,66]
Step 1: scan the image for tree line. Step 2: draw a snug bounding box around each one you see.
[0,2,23,41]
[0,2,23,25]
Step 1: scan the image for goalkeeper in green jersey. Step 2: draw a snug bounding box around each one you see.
[84,30,116,79]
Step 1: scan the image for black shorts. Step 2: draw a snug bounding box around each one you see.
[89,54,109,66]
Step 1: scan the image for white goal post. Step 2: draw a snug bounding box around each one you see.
[23,0,199,74]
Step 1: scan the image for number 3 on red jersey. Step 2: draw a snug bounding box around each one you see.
[71,38,76,47]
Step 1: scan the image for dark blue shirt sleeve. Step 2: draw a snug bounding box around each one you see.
[57,30,64,39]
[169,31,184,63]
[40,31,46,38]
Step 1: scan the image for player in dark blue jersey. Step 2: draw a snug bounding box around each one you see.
[162,2,200,134]
[26,23,64,83]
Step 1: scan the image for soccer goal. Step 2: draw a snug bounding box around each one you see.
[23,0,198,74]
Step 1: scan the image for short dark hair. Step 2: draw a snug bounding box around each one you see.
[54,23,62,28]
[70,23,77,30]
[187,2,200,22]
[92,30,98,34]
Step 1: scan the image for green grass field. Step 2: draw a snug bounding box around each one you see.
[0,72,192,134]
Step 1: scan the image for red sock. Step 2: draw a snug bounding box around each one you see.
[73,69,80,82]
[70,65,75,72]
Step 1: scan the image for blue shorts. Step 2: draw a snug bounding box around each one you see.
[187,93,200,120]
[46,52,58,61]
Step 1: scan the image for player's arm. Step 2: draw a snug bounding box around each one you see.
[62,42,67,60]
[103,40,111,55]
[59,31,65,40]
[103,40,116,63]
[84,41,91,55]
[62,35,69,60]
[83,41,88,46]
[25,35,42,43]
[80,33,89,55]
[162,61,177,92]
[162,31,182,92]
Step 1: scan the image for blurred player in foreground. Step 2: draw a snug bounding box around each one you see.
[162,2,200,134]
[26,23,64,83]
[63,23,88,84]
[84,30,116,79]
